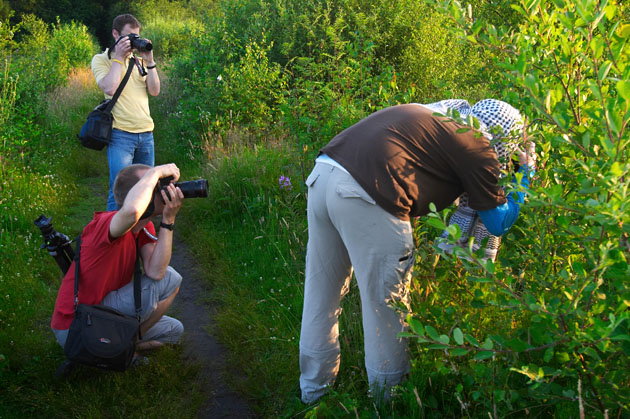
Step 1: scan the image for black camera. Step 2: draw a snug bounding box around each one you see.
[159,176,209,201]
[127,33,152,52]
[34,215,75,274]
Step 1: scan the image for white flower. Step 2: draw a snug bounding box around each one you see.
[216,74,223,81]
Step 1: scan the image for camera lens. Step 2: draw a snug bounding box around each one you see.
[34,215,54,236]
[176,180,209,199]
[130,36,153,52]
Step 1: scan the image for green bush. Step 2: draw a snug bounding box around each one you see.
[402,0,629,415]
[0,15,96,160]
[130,0,205,58]
[167,0,502,150]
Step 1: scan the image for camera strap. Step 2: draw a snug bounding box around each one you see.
[103,57,136,114]
[73,234,143,334]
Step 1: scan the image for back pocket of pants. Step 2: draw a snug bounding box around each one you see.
[336,182,376,205]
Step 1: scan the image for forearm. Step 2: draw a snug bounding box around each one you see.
[117,169,160,224]
[97,61,124,96]
[145,58,160,96]
[144,229,172,279]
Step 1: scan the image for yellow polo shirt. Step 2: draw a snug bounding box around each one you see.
[91,50,154,133]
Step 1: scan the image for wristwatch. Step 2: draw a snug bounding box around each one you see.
[159,222,174,231]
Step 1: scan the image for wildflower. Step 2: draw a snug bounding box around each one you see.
[216,74,223,81]
[278,175,292,190]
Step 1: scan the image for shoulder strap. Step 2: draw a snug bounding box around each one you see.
[73,235,82,311]
[103,57,136,113]
[133,257,142,321]
[72,232,142,329]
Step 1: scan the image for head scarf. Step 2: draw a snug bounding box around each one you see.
[433,99,525,261]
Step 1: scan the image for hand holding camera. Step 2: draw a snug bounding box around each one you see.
[113,35,132,61]
[156,174,208,223]
[160,182,184,223]
[113,34,154,62]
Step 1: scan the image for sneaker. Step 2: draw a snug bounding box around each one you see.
[131,355,149,368]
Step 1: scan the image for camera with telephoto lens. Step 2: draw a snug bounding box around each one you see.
[159,176,209,201]
[34,215,75,274]
[126,33,152,52]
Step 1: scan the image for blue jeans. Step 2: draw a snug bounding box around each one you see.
[106,129,155,211]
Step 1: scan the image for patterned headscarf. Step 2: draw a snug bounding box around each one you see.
[471,99,524,139]
[431,99,525,261]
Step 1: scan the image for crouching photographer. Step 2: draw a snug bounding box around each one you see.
[50,163,191,363]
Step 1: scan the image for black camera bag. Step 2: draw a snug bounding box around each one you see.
[63,236,143,371]
[78,57,136,150]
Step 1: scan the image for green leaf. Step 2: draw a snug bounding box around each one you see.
[469,276,494,283]
[617,80,630,101]
[425,326,439,341]
[425,217,446,230]
[598,61,612,81]
[581,347,601,361]
[556,352,571,363]
[610,334,630,342]
[465,334,480,347]
[408,316,425,336]
[506,338,530,352]
[525,0,541,12]
[450,348,469,356]
[610,162,624,177]
[453,328,464,345]
[428,344,450,350]
[617,23,630,38]
[481,337,494,350]
[494,390,506,402]
[438,334,450,345]
[474,351,494,361]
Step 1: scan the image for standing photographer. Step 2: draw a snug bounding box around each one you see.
[91,14,160,211]
[51,163,185,354]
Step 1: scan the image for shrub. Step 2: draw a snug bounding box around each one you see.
[403,0,629,415]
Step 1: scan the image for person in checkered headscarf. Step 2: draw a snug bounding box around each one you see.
[299,101,536,404]
[432,99,528,260]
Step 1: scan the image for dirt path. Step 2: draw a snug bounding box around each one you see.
[169,236,255,418]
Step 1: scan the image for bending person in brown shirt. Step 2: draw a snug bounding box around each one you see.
[299,101,536,403]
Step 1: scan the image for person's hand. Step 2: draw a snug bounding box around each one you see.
[113,36,132,61]
[160,183,184,224]
[154,163,180,183]
[139,40,155,64]
[517,141,536,170]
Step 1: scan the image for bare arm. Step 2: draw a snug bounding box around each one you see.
[140,183,183,279]
[140,43,160,96]
[97,37,132,96]
[109,164,180,239]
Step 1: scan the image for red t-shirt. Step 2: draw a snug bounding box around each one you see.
[51,212,157,330]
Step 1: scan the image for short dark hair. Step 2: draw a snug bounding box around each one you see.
[112,14,141,34]
[113,164,150,206]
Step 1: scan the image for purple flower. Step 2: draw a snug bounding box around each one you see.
[278,175,292,190]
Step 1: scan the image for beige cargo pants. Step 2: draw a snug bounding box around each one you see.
[299,162,415,403]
